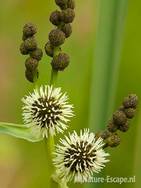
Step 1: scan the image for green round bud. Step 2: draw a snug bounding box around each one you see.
[45,41,54,57]
[25,57,39,71]
[123,94,138,109]
[106,133,120,147]
[49,29,65,46]
[118,122,129,132]
[51,53,70,71]
[61,23,72,38]
[25,69,39,83]
[23,23,37,38]
[124,108,136,119]
[113,110,127,126]
[55,0,67,10]
[50,10,62,26]
[20,42,29,55]
[107,120,118,132]
[62,8,75,23]
[30,48,43,61]
[24,37,37,51]
[67,0,75,9]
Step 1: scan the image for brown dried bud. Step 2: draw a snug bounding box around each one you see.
[25,57,39,71]
[61,23,72,38]
[123,94,138,109]
[67,0,75,9]
[124,108,136,119]
[20,42,29,55]
[25,69,39,83]
[23,23,37,38]
[55,0,67,10]
[51,53,70,71]
[118,121,129,132]
[50,10,62,26]
[24,37,37,51]
[30,48,43,61]
[97,130,111,140]
[49,29,65,47]
[107,120,118,132]
[106,133,120,147]
[113,110,127,126]
[45,42,54,57]
[62,8,75,23]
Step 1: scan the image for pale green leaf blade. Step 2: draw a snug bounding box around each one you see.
[0,122,43,142]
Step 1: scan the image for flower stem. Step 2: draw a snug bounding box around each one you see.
[50,69,58,85]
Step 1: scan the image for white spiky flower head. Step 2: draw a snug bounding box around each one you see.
[53,129,109,183]
[22,85,74,138]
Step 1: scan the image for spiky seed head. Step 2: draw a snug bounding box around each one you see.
[23,23,37,38]
[45,41,54,57]
[61,23,72,38]
[50,10,62,26]
[25,57,39,71]
[30,48,43,61]
[49,29,65,47]
[22,85,74,138]
[51,53,70,71]
[113,110,127,126]
[62,8,75,23]
[123,94,138,109]
[24,37,37,51]
[53,129,109,183]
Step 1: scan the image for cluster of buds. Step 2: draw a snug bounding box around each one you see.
[97,94,138,148]
[45,0,75,71]
[20,23,43,82]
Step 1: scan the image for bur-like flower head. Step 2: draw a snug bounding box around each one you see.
[22,85,73,138]
[53,129,109,183]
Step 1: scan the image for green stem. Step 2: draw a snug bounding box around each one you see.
[50,69,58,85]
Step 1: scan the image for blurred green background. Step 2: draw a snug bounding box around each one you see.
[0,0,141,188]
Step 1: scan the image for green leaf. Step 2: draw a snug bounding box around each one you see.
[0,122,43,142]
[89,0,128,131]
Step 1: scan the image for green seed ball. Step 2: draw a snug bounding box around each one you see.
[30,48,43,61]
[23,23,37,38]
[123,94,138,109]
[113,110,127,126]
[51,53,70,71]
[20,42,29,55]
[45,41,54,57]
[50,10,62,26]
[49,29,65,47]
[62,8,75,23]
[61,23,72,38]
[55,0,67,10]
[24,37,37,51]
[67,0,75,9]
[25,57,39,71]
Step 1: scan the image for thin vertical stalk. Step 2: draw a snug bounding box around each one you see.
[89,0,128,132]
[87,1,128,188]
